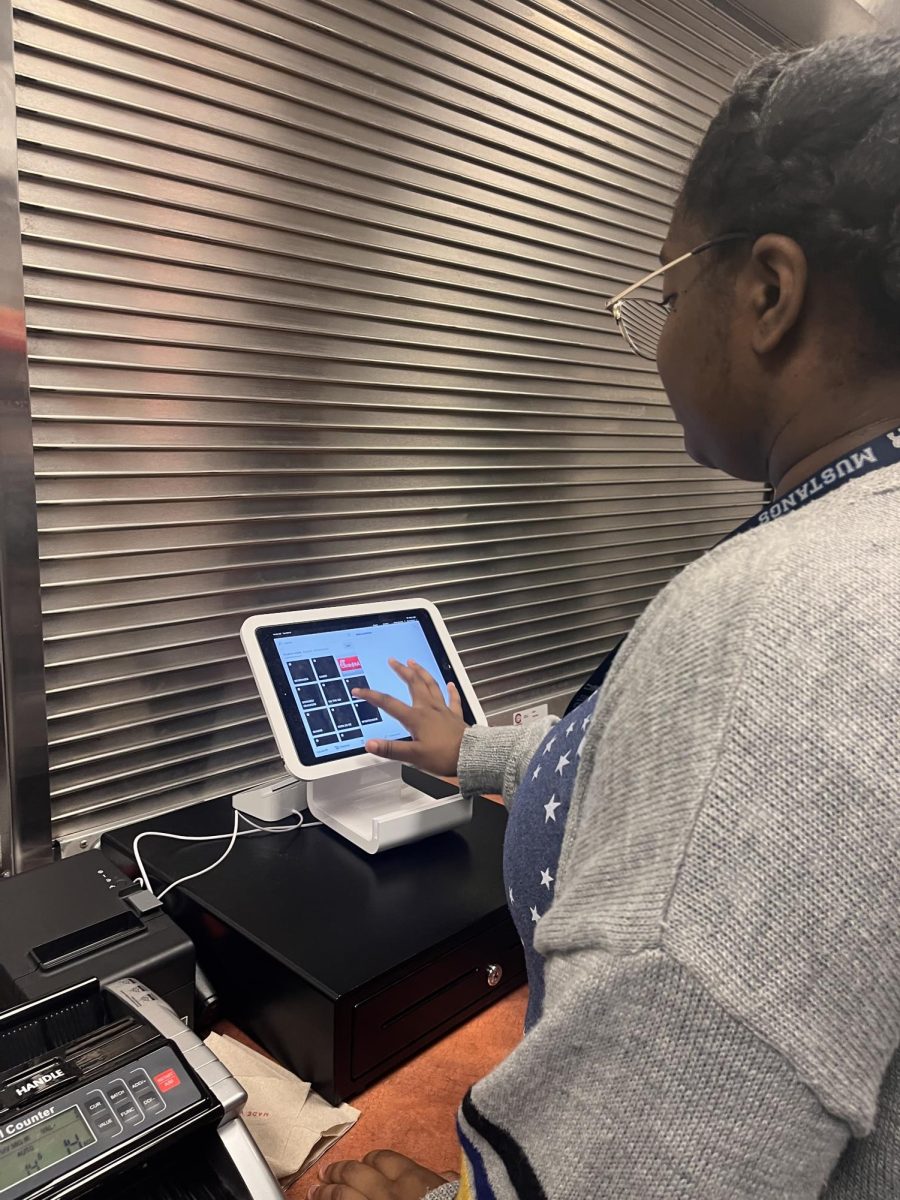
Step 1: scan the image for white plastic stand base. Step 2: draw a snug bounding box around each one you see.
[306,760,472,854]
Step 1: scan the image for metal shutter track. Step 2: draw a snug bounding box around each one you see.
[14,0,771,845]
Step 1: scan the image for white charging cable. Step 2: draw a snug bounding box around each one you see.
[133,808,320,901]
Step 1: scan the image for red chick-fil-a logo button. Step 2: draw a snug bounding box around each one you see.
[153,1069,181,1093]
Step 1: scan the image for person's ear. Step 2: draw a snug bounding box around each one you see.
[744,234,808,355]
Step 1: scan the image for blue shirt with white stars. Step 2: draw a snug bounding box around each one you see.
[502,689,601,1032]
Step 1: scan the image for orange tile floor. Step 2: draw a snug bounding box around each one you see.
[283,984,527,1194]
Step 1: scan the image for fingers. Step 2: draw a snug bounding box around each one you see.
[351,686,413,727]
[447,681,463,719]
[386,658,445,710]
[352,664,465,779]
[315,1149,448,1200]
[387,658,435,708]
[404,660,446,707]
[360,1150,422,1180]
[355,664,460,721]
[410,664,464,718]
[391,658,460,715]
[309,1185,367,1200]
[313,1158,389,1199]
[354,676,438,728]
[363,738,418,766]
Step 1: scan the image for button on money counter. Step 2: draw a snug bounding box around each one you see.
[0,977,282,1200]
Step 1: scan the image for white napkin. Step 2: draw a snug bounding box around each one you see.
[205,1031,360,1182]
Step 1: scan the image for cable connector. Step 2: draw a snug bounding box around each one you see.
[124,887,164,916]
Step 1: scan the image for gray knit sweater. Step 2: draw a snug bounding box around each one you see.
[428,462,900,1199]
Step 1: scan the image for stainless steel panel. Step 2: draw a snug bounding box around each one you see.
[712,0,878,43]
[18,0,713,141]
[20,227,652,328]
[15,79,681,216]
[15,201,659,298]
[582,0,772,64]
[0,0,51,872]
[13,0,771,844]
[357,0,734,101]
[14,7,696,181]
[38,534,733,641]
[859,0,900,26]
[37,499,756,565]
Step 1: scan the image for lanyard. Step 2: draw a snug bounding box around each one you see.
[563,426,900,715]
[721,427,900,543]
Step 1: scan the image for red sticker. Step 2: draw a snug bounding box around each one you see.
[153,1069,181,1093]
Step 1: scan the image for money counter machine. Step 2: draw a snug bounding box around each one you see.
[0,599,524,1195]
[0,855,282,1199]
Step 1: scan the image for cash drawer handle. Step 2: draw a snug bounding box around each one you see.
[486,964,503,988]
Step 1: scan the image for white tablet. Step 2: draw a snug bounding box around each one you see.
[241,598,486,782]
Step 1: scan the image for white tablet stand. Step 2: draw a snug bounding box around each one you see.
[306,759,472,854]
[240,598,485,855]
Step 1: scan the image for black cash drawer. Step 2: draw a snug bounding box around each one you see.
[351,916,524,1079]
[104,789,526,1104]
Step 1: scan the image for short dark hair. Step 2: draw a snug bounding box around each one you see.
[680,35,900,347]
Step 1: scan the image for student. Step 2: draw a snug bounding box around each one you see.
[310,34,900,1200]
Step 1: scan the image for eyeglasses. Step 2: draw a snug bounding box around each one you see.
[605,233,748,361]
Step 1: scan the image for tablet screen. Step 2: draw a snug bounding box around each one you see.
[255,608,476,765]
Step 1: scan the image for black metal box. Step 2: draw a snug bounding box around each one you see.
[0,851,195,1023]
[103,784,525,1103]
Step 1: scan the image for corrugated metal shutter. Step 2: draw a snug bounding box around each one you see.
[13,0,773,849]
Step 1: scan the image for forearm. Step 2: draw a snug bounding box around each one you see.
[457,718,555,809]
